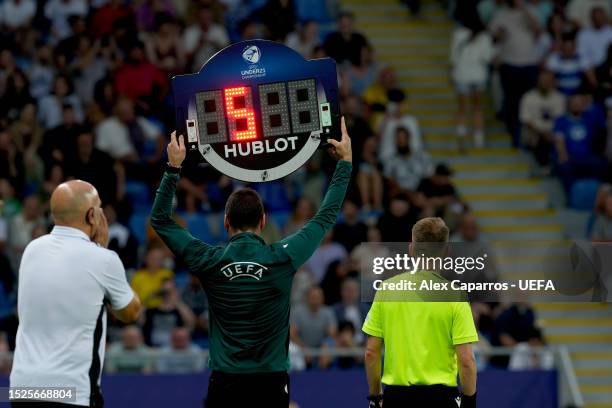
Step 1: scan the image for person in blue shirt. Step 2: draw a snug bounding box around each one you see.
[545,32,596,96]
[554,92,607,193]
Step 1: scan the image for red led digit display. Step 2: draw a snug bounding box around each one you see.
[224,87,258,141]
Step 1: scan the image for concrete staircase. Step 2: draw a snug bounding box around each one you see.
[344,0,612,406]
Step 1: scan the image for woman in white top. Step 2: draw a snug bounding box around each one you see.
[450,15,495,148]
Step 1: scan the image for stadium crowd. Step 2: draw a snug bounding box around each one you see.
[0,0,593,375]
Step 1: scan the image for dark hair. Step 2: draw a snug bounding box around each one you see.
[225,188,264,230]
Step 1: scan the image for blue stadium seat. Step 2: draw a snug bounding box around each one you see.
[125,181,151,213]
[128,212,149,245]
[295,0,333,23]
[182,213,214,243]
[569,179,600,210]
[254,181,291,212]
[209,213,229,243]
[269,211,291,232]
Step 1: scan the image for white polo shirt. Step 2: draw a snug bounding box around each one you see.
[10,226,134,406]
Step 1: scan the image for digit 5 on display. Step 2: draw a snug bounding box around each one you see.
[172,39,341,182]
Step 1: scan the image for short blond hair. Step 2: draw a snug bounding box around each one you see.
[412,217,449,255]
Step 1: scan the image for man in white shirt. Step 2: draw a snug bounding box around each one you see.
[10,180,141,407]
[577,6,612,69]
[519,70,566,165]
[95,97,162,162]
[44,0,87,42]
[0,0,36,31]
[568,0,611,28]
[182,5,230,72]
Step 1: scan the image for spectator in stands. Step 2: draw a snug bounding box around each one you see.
[95,96,164,170]
[509,327,554,370]
[554,92,607,193]
[451,212,481,242]
[180,275,209,342]
[106,325,152,374]
[63,131,122,205]
[568,0,610,28]
[40,104,82,165]
[44,0,87,42]
[417,163,460,216]
[131,246,174,309]
[595,44,612,109]
[255,0,297,42]
[451,11,494,148]
[285,20,320,58]
[183,5,230,73]
[0,0,36,31]
[384,127,434,193]
[143,279,195,347]
[70,36,109,106]
[490,0,541,145]
[106,203,139,269]
[284,197,315,236]
[37,74,83,130]
[494,302,537,347]
[546,31,595,95]
[592,191,612,241]
[356,137,384,212]
[29,45,55,100]
[333,200,368,253]
[332,278,368,344]
[156,327,205,374]
[344,45,379,97]
[305,231,347,283]
[145,13,185,77]
[378,91,423,161]
[577,7,612,71]
[363,67,405,130]
[9,103,44,185]
[520,69,566,167]
[114,41,168,115]
[320,260,351,305]
[319,321,360,370]
[8,194,43,263]
[323,11,368,66]
[0,69,33,122]
[377,193,419,242]
[342,94,373,163]
[291,286,337,351]
[91,0,132,38]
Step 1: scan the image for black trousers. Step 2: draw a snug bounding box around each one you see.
[205,371,290,408]
[383,384,460,408]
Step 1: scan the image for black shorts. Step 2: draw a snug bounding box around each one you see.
[205,371,289,408]
[383,384,460,408]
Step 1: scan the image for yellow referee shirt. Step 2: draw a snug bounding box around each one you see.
[362,271,478,387]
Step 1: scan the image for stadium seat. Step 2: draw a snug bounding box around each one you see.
[269,211,291,232]
[125,181,151,213]
[295,0,333,23]
[254,181,291,212]
[128,212,149,245]
[569,179,600,211]
[182,213,215,243]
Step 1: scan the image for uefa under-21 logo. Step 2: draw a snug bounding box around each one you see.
[242,45,261,64]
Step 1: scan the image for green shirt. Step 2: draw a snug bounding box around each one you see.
[362,271,478,387]
[150,160,352,373]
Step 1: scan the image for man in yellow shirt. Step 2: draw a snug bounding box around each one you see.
[131,246,174,309]
[362,217,478,408]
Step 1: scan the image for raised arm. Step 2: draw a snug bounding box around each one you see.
[281,118,353,269]
[150,132,213,270]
